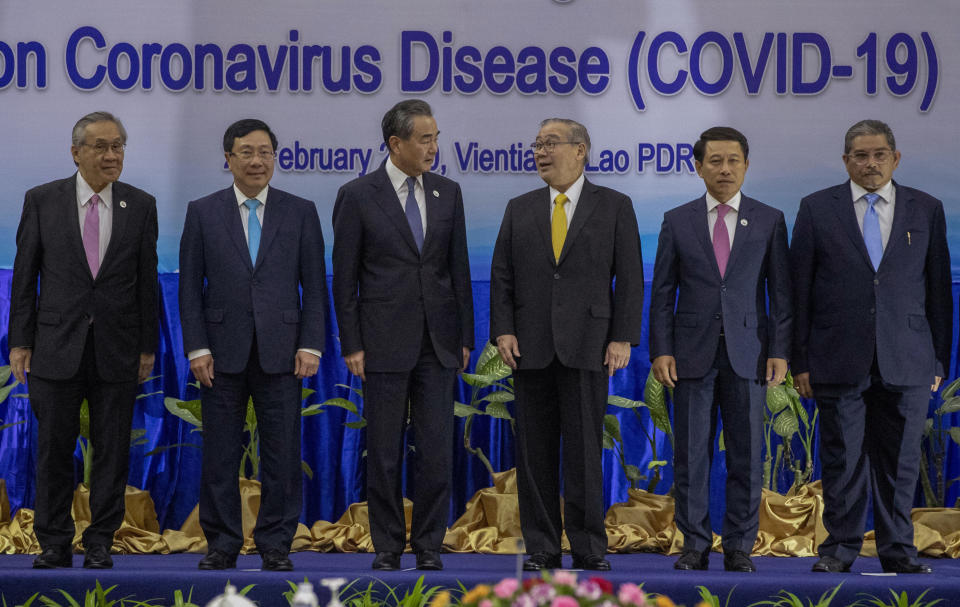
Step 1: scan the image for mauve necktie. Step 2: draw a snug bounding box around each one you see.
[713,204,731,276]
[244,198,261,264]
[83,193,101,277]
[862,192,883,269]
[405,176,424,251]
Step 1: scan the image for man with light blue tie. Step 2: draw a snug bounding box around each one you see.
[332,100,474,571]
[179,119,327,571]
[791,119,952,574]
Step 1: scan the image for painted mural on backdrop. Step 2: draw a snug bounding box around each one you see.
[0,0,957,275]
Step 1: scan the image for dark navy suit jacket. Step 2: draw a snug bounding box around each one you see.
[649,195,792,380]
[178,185,327,374]
[331,164,474,372]
[790,181,952,386]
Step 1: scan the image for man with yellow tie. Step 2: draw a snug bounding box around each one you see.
[490,118,644,571]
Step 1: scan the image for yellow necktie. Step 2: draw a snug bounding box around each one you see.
[552,193,569,262]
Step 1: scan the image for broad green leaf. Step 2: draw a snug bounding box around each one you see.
[320,397,359,415]
[477,350,512,379]
[454,402,483,417]
[335,383,363,399]
[602,430,615,451]
[773,409,799,438]
[941,377,960,399]
[344,420,367,429]
[624,464,645,481]
[300,404,325,417]
[0,366,11,387]
[474,342,499,372]
[603,414,622,443]
[485,402,513,420]
[950,427,960,447]
[79,399,90,440]
[936,396,960,415]
[718,429,726,451]
[790,397,810,426]
[482,390,514,403]
[244,398,257,430]
[607,394,645,409]
[460,372,502,388]
[301,388,316,401]
[924,418,935,437]
[766,385,791,414]
[643,373,671,434]
[0,379,20,404]
[648,460,668,469]
[135,389,163,401]
[164,397,203,428]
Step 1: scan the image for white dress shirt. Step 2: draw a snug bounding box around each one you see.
[76,172,113,264]
[549,172,586,227]
[851,180,896,250]
[706,190,742,249]
[386,157,427,232]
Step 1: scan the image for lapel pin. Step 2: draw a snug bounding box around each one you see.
[740,218,748,226]
[432,190,439,198]
[120,200,127,209]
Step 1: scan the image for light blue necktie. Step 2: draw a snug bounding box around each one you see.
[862,193,883,270]
[404,176,424,251]
[244,198,261,264]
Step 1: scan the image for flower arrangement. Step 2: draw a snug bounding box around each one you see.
[452,571,690,607]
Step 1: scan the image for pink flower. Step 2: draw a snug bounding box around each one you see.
[575,580,602,601]
[511,596,535,607]
[495,579,520,599]
[618,583,647,606]
[479,600,493,607]
[529,584,557,604]
[551,571,578,588]
[549,597,579,607]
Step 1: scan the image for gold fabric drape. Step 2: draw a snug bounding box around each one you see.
[0,473,957,558]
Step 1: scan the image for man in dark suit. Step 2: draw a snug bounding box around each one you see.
[332,99,473,571]
[791,119,951,574]
[8,111,158,569]
[490,118,644,571]
[179,119,327,571]
[649,127,792,573]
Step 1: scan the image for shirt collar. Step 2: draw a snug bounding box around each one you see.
[705,190,741,214]
[234,183,269,207]
[76,172,113,208]
[850,180,894,205]
[549,172,586,206]
[386,156,423,194]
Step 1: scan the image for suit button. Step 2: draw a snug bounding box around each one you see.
[714,313,721,320]
[874,279,880,285]
[869,308,875,314]
[554,273,560,279]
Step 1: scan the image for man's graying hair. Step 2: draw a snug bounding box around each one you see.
[844,119,896,154]
[382,99,433,144]
[72,111,127,146]
[540,118,591,156]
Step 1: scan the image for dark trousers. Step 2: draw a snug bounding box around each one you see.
[814,369,928,565]
[364,331,456,554]
[673,337,764,554]
[29,325,138,549]
[199,338,302,555]
[513,357,609,557]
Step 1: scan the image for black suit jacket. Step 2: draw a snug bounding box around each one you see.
[332,164,474,372]
[178,186,327,374]
[8,174,158,382]
[490,179,644,371]
[649,195,792,380]
[790,181,952,385]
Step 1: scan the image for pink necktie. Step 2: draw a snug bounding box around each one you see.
[713,204,730,277]
[83,194,100,277]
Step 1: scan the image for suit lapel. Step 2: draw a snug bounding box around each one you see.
[220,187,253,271]
[832,182,875,270]
[689,198,719,277]
[882,181,913,264]
[98,182,130,278]
[422,173,441,254]
[531,187,554,266]
[725,195,754,275]
[257,187,287,267]
[558,179,600,265]
[372,165,420,256]
[63,175,93,280]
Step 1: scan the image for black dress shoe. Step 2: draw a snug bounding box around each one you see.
[881,559,932,574]
[372,551,401,570]
[572,553,611,571]
[83,544,113,569]
[723,550,756,572]
[198,550,238,570]
[261,549,293,571]
[674,549,709,570]
[523,552,562,571]
[811,555,851,573]
[416,549,443,570]
[33,545,72,569]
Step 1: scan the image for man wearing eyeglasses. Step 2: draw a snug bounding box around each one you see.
[791,119,952,574]
[490,118,644,571]
[8,111,158,569]
[179,118,327,571]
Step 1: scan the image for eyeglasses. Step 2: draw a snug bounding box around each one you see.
[848,149,893,165]
[82,142,125,155]
[229,150,276,162]
[530,140,579,153]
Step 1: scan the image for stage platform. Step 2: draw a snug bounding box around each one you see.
[1,553,959,606]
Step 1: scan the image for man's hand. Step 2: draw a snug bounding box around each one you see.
[794,372,812,399]
[765,357,788,387]
[9,347,31,384]
[295,351,320,379]
[138,353,156,384]
[344,350,365,382]
[604,341,631,377]
[460,347,470,374]
[651,355,677,388]
[190,354,215,388]
[496,335,521,369]
[932,376,943,392]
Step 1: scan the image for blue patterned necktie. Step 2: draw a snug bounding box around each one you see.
[404,176,424,251]
[862,193,883,270]
[244,198,262,264]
